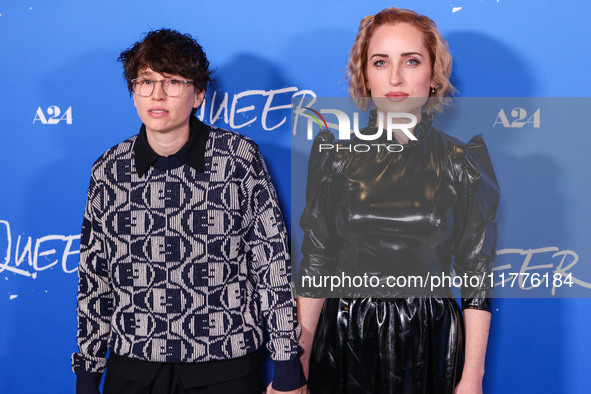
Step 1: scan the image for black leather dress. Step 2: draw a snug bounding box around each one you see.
[298,112,500,393]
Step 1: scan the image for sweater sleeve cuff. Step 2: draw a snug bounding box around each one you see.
[271,358,307,391]
[75,371,102,394]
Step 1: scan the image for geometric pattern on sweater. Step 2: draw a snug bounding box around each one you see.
[72,125,299,374]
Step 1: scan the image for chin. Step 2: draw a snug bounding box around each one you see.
[373,97,427,117]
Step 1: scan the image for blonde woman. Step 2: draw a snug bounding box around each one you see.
[298,8,499,394]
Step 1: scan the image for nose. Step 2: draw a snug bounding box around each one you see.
[390,65,403,86]
[152,81,166,100]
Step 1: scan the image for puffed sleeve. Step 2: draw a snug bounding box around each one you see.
[297,130,342,298]
[453,135,500,312]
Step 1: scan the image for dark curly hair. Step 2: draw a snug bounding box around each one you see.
[118,28,214,100]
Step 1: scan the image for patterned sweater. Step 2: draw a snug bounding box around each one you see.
[72,118,302,389]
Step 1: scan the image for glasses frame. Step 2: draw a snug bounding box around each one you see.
[131,78,194,97]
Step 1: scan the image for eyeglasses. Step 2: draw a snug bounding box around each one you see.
[131,78,194,97]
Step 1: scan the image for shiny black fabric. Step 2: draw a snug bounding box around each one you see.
[298,113,500,393]
[308,297,463,394]
[298,113,500,307]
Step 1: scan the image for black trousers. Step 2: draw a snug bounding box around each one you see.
[103,352,262,394]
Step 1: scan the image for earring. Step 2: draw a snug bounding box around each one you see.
[430,87,437,95]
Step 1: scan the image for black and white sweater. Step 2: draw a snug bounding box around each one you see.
[72,117,301,388]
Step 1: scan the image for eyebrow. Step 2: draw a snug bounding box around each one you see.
[370,52,425,59]
[137,69,167,77]
[137,73,155,79]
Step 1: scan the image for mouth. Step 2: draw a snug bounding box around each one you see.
[148,109,169,117]
[385,92,409,102]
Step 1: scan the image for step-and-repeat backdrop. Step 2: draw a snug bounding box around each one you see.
[1,1,590,392]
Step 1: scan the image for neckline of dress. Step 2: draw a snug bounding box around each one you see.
[367,110,434,146]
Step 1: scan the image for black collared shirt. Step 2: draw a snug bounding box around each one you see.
[133,116,210,177]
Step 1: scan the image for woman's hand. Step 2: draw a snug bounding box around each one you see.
[300,352,310,381]
[266,382,307,394]
[455,308,490,394]
[297,296,325,381]
[454,377,483,394]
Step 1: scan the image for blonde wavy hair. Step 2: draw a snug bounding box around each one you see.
[347,7,455,113]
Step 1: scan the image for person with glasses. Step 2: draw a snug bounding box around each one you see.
[72,29,306,394]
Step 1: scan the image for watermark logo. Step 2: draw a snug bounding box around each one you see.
[33,106,73,125]
[302,107,418,141]
[302,107,329,133]
[494,107,541,128]
[301,107,418,153]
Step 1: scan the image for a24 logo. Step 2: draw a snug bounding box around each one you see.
[494,107,540,128]
[33,106,73,125]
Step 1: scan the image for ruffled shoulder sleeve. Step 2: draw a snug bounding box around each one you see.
[453,135,500,312]
[297,130,342,298]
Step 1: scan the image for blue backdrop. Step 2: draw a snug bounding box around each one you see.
[1,1,590,393]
